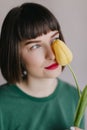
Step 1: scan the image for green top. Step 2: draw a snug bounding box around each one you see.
[0,79,84,130]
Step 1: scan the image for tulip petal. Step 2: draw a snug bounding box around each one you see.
[51,39,73,66]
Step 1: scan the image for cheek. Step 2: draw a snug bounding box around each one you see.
[22,50,45,67]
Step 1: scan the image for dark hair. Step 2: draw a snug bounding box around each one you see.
[0,2,65,83]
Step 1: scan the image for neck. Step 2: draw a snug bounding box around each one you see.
[16,77,58,98]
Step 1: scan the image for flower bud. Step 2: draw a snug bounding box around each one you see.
[51,39,73,66]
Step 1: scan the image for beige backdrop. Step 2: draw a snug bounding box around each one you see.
[0,0,87,128]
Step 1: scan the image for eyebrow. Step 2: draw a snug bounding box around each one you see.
[24,40,41,46]
[51,31,59,38]
[24,31,59,45]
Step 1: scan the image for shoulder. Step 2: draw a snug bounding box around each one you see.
[0,83,12,99]
[58,78,76,90]
[57,79,80,107]
[0,83,14,109]
[0,83,10,92]
[58,78,80,99]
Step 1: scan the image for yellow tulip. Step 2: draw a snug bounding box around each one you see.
[51,39,87,128]
[51,39,73,66]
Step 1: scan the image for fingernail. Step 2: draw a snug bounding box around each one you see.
[70,126,75,130]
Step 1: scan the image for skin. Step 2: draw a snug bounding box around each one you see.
[75,127,83,130]
[17,30,83,130]
[17,30,62,97]
[20,30,61,79]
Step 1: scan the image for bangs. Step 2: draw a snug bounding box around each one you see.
[16,3,60,41]
[0,3,65,83]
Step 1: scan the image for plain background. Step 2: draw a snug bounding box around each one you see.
[0,0,87,129]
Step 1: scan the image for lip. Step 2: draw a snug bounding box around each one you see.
[45,63,59,70]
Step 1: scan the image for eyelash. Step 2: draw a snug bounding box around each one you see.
[53,37,59,42]
[50,37,59,45]
[30,44,41,50]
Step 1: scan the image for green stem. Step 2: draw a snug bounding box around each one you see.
[68,64,81,98]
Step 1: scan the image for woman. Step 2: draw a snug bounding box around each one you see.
[0,2,84,130]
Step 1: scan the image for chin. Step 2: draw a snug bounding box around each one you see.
[44,71,61,78]
[44,66,62,78]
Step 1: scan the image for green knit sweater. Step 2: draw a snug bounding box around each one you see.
[0,79,84,130]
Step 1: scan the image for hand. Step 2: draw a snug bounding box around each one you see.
[70,126,83,130]
[75,127,83,130]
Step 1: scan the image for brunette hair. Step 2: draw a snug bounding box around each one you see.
[0,2,65,83]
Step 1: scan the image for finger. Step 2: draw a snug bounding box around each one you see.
[70,126,83,130]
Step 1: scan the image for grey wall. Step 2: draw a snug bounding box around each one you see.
[0,0,87,128]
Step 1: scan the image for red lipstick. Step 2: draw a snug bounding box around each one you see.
[45,63,59,70]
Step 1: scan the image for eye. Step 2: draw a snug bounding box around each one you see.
[51,37,59,45]
[54,37,59,41]
[30,44,41,50]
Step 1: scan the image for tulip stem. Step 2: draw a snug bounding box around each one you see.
[68,64,81,98]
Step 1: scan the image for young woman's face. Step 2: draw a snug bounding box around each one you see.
[20,30,62,79]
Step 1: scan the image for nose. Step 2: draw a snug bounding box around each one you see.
[45,45,55,60]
